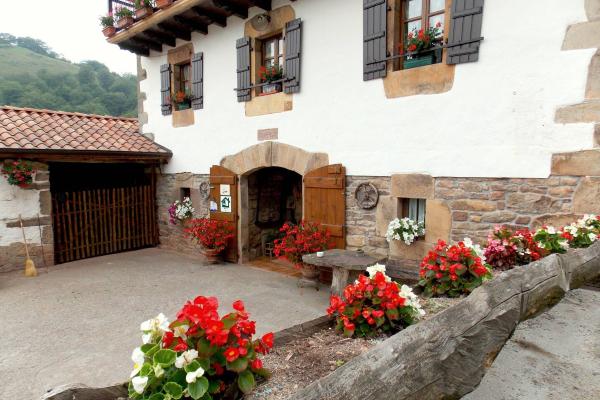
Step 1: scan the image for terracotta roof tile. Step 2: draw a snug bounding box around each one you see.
[0,106,170,157]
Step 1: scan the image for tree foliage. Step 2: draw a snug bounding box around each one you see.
[0,33,137,117]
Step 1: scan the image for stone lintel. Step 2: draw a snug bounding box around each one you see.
[390,173,434,199]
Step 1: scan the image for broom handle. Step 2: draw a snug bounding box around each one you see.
[18,214,30,259]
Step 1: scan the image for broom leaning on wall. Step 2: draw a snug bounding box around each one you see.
[18,214,37,277]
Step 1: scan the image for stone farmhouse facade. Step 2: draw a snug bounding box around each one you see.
[104,0,600,271]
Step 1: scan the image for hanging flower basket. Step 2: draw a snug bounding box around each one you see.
[2,159,35,188]
[156,0,173,9]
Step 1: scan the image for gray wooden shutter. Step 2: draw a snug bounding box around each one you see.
[160,64,172,115]
[446,0,485,65]
[283,18,302,94]
[363,0,387,81]
[191,52,204,110]
[236,37,251,102]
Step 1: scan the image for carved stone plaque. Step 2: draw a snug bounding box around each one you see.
[199,181,210,200]
[355,182,379,209]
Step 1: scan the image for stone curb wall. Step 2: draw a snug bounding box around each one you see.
[288,241,600,400]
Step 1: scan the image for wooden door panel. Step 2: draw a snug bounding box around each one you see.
[304,164,346,250]
[209,165,239,263]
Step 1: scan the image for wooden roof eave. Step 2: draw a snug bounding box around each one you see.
[0,148,173,164]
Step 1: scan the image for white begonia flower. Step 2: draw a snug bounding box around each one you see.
[175,349,199,369]
[547,226,556,234]
[399,284,425,316]
[132,376,148,394]
[589,232,597,242]
[559,240,569,250]
[130,347,145,378]
[142,333,152,345]
[173,324,189,340]
[366,263,391,281]
[186,367,205,383]
[140,313,170,334]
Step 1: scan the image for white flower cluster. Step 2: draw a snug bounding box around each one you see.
[174,197,195,220]
[565,216,598,243]
[386,217,425,245]
[463,237,486,263]
[366,263,391,281]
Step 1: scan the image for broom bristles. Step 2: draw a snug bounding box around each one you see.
[24,258,37,277]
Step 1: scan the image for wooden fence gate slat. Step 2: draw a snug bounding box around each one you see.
[52,185,158,264]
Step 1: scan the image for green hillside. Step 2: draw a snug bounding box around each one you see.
[0,34,137,117]
[0,45,79,77]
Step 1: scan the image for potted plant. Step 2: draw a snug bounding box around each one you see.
[258,65,284,95]
[173,90,192,111]
[115,7,135,29]
[1,159,36,188]
[385,217,425,245]
[402,22,443,70]
[273,221,333,279]
[168,197,194,225]
[155,0,174,9]
[99,13,116,37]
[134,0,154,19]
[184,218,235,264]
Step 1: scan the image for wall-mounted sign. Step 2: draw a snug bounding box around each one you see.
[210,201,218,212]
[220,184,231,196]
[220,195,232,213]
[355,182,379,209]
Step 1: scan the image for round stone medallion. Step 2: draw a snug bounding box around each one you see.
[355,182,379,209]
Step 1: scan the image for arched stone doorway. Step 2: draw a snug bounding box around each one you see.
[217,141,331,263]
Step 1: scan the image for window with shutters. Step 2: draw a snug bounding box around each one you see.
[172,61,192,111]
[399,0,446,69]
[258,34,285,96]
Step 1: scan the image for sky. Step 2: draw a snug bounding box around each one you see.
[0,0,137,75]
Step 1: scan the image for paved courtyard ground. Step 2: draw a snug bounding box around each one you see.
[463,288,600,400]
[0,249,329,400]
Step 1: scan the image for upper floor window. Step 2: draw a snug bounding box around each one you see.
[172,62,192,110]
[401,0,446,69]
[262,35,284,69]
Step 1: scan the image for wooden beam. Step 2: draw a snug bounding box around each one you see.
[143,29,177,47]
[212,0,248,19]
[108,0,206,44]
[118,42,150,56]
[130,37,163,52]
[158,22,192,41]
[246,0,271,11]
[173,16,209,34]
[192,6,227,27]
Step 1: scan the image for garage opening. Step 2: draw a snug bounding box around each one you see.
[50,163,158,264]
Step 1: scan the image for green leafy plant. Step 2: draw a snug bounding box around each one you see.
[99,13,115,28]
[128,297,273,399]
[135,0,154,9]
[1,159,35,187]
[533,226,569,254]
[404,22,443,54]
[115,7,134,20]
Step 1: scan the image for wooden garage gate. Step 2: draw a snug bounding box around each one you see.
[50,163,159,264]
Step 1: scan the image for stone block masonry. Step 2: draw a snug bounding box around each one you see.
[156,173,209,258]
[0,162,53,273]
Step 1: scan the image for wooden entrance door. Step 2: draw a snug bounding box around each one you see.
[303,164,346,249]
[209,165,239,263]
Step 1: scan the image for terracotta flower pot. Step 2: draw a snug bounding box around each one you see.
[116,16,134,29]
[301,264,320,280]
[135,6,154,19]
[202,248,223,265]
[156,0,173,9]
[102,26,117,38]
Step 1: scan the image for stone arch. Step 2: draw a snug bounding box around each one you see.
[220,141,330,176]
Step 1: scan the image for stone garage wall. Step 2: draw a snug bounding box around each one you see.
[0,162,53,273]
[289,241,600,400]
[156,172,209,259]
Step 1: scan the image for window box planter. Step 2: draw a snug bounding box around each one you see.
[404,48,443,70]
[115,16,134,29]
[260,82,282,96]
[156,0,173,9]
[175,103,191,111]
[102,26,116,38]
[135,6,153,19]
